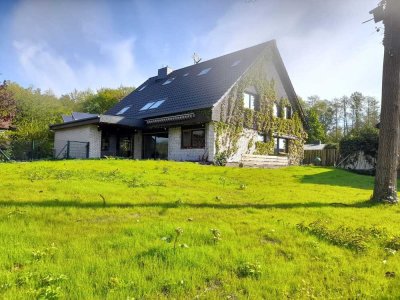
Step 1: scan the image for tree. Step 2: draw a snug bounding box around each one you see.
[331,98,343,142]
[79,86,134,114]
[350,92,365,131]
[364,96,380,127]
[340,96,351,135]
[371,0,400,203]
[306,108,326,143]
[0,80,16,124]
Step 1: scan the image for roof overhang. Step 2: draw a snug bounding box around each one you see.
[50,115,139,130]
[145,112,196,125]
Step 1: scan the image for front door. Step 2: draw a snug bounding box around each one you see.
[143,132,168,159]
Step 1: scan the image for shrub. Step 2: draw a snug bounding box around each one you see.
[214,152,228,166]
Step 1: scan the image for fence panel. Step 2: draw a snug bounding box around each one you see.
[303,149,338,166]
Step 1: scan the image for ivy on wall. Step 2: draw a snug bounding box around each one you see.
[214,51,307,165]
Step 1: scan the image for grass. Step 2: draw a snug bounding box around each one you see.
[0,159,400,299]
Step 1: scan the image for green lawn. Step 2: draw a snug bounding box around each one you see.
[0,160,400,299]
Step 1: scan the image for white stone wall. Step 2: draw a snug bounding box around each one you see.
[133,130,142,159]
[216,127,261,163]
[54,125,102,159]
[167,123,215,162]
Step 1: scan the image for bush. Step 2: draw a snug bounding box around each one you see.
[339,127,379,163]
[214,152,228,166]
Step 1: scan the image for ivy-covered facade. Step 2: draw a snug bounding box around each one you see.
[51,40,306,164]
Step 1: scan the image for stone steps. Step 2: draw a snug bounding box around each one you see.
[241,154,289,168]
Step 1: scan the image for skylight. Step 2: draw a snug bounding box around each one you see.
[162,78,175,85]
[183,73,189,77]
[150,99,165,109]
[139,99,166,111]
[197,67,211,76]
[231,60,241,67]
[116,106,131,115]
[140,102,155,111]
[138,84,147,91]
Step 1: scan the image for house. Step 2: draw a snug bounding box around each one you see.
[0,119,13,151]
[50,40,307,165]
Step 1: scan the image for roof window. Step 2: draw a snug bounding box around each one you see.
[149,99,165,109]
[231,60,241,67]
[183,73,189,77]
[116,106,131,115]
[197,67,211,76]
[138,84,147,91]
[140,102,155,111]
[162,77,175,85]
[139,99,166,111]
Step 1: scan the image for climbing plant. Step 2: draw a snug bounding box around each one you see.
[214,51,307,165]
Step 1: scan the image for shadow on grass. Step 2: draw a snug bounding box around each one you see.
[0,199,376,210]
[298,168,376,190]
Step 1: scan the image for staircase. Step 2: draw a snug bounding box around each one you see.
[241,154,289,168]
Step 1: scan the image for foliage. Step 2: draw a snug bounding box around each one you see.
[339,126,379,165]
[77,86,134,114]
[214,52,307,165]
[0,160,400,298]
[213,151,228,166]
[0,80,16,123]
[306,108,326,143]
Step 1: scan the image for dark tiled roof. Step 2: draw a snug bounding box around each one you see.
[106,41,276,121]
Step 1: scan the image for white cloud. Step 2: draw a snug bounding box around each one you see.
[193,0,383,100]
[11,0,142,95]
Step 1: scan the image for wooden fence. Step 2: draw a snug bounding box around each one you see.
[303,149,338,166]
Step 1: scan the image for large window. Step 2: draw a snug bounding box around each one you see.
[181,128,205,149]
[243,92,256,110]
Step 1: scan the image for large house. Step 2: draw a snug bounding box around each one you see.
[51,40,307,165]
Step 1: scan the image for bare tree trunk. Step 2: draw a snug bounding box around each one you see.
[372,0,400,203]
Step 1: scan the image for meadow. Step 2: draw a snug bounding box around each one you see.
[0,160,399,299]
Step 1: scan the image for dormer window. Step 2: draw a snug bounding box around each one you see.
[243,92,256,110]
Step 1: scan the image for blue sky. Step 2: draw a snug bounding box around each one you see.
[0,0,383,100]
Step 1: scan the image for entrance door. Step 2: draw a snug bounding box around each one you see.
[143,132,168,159]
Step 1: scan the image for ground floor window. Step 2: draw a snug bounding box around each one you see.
[274,137,288,155]
[181,127,205,149]
[143,132,168,159]
[118,136,132,157]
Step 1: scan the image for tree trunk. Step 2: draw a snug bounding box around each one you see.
[372,0,400,203]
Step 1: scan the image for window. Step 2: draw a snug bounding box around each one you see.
[286,106,292,119]
[273,103,278,117]
[243,92,256,110]
[183,73,189,77]
[138,84,147,91]
[140,102,155,111]
[149,99,165,109]
[231,60,241,67]
[274,137,288,154]
[116,106,131,115]
[181,128,205,149]
[197,67,211,76]
[282,107,287,119]
[257,133,266,143]
[139,99,166,111]
[162,77,175,85]
[101,136,110,151]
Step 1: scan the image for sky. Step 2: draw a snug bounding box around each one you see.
[0,0,384,100]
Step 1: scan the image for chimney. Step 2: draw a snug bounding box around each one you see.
[158,66,172,80]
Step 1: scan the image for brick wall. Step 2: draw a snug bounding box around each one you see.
[167,123,215,162]
[54,125,102,158]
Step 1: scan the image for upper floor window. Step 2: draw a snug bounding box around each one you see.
[273,103,278,117]
[243,92,256,110]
